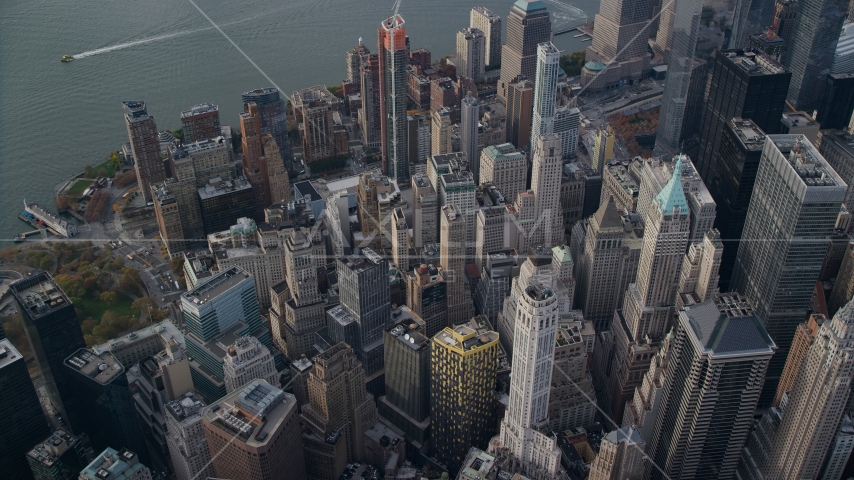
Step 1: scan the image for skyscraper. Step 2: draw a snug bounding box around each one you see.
[498,0,551,101]
[10,273,86,432]
[731,134,846,406]
[165,393,214,480]
[531,42,560,149]
[772,313,825,406]
[461,93,480,183]
[26,430,92,480]
[471,7,502,68]
[379,14,409,185]
[694,49,790,182]
[456,28,486,82]
[291,85,340,162]
[360,53,382,150]
[431,107,453,156]
[524,134,564,248]
[580,0,652,91]
[554,103,581,160]
[441,204,475,326]
[0,339,50,480]
[430,320,499,473]
[479,143,527,202]
[241,87,289,165]
[784,0,849,110]
[817,73,854,130]
[222,336,278,393]
[655,0,703,150]
[817,128,854,211]
[587,426,645,480]
[645,294,775,479]
[406,263,447,338]
[412,173,438,248]
[506,77,534,149]
[122,100,164,202]
[79,449,151,480]
[180,103,221,143]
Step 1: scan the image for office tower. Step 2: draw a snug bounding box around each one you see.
[346,40,370,90]
[506,77,534,149]
[772,313,825,406]
[292,85,340,162]
[655,0,703,150]
[470,7,501,68]
[0,339,50,480]
[498,0,551,101]
[332,248,390,375]
[731,135,845,406]
[694,50,790,182]
[152,185,186,254]
[747,31,787,62]
[356,171,406,250]
[412,173,438,248]
[475,191,517,269]
[587,426,644,480]
[474,251,515,325]
[435,156,478,259]
[431,107,453,156]
[818,129,854,210]
[830,243,854,315]
[431,77,459,116]
[491,278,562,479]
[241,87,289,164]
[440,205,475,326]
[675,229,722,306]
[530,42,560,149]
[239,104,289,216]
[407,113,431,169]
[524,134,564,247]
[591,127,614,172]
[378,14,409,184]
[457,28,486,84]
[574,197,642,331]
[391,207,409,268]
[785,0,848,110]
[747,300,854,479]
[180,103,221,143]
[222,336,277,393]
[326,190,351,258]
[165,393,214,480]
[360,54,382,149]
[461,93,480,183]
[561,163,586,229]
[480,144,527,202]
[601,163,639,212]
[580,0,652,92]
[301,343,377,480]
[377,308,431,455]
[122,101,164,202]
[818,73,854,130]
[203,380,305,480]
[431,321,499,473]
[63,349,147,461]
[547,313,596,432]
[645,294,775,479]
[622,327,674,445]
[79,449,151,480]
[834,21,854,73]
[406,263,447,338]
[823,414,854,480]
[554,103,580,160]
[779,111,821,144]
[710,119,766,290]
[27,430,92,480]
[652,0,676,58]
[9,273,86,432]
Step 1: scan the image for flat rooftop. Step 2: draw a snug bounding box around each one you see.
[183,266,250,305]
[166,393,206,424]
[339,247,385,274]
[387,307,429,351]
[721,49,786,75]
[65,349,125,385]
[189,321,248,360]
[730,117,766,152]
[181,103,219,118]
[203,380,297,446]
[9,272,72,320]
[0,339,24,370]
[92,319,185,355]
[27,430,80,468]
[198,177,252,200]
[80,448,145,480]
[769,134,844,187]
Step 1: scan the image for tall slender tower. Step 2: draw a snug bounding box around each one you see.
[493,277,562,480]
[498,0,551,101]
[470,7,502,68]
[122,101,164,201]
[731,134,846,407]
[526,134,564,247]
[379,14,409,185]
[441,204,475,325]
[580,0,652,92]
[461,93,480,183]
[531,42,561,149]
[456,28,486,83]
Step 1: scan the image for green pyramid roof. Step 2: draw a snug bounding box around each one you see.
[514,0,548,13]
[654,155,689,215]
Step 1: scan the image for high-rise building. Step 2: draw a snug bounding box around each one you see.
[241,87,289,166]
[79,448,151,480]
[522,134,564,248]
[531,42,560,149]
[360,54,382,150]
[431,320,499,473]
[784,0,849,110]
[587,426,645,480]
[554,103,581,160]
[473,250,516,325]
[479,143,527,202]
[709,118,766,290]
[27,430,92,480]
[406,263,447,338]
[675,229,722,309]
[622,327,675,447]
[645,294,775,479]
[772,313,825,406]
[431,107,453,156]
[180,103,221,143]
[817,73,854,130]
[332,248,390,375]
[152,184,186,254]
[433,155,478,260]
[461,93,480,183]
[731,134,846,407]
[202,380,305,480]
[300,343,377,480]
[498,0,551,102]
[198,177,257,234]
[222,336,278,393]
[694,49,790,182]
[165,393,214,480]
[407,113,431,170]
[817,128,854,211]
[457,28,486,82]
[493,278,562,479]
[440,205,475,326]
[822,413,854,480]
[506,77,534,149]
[655,0,704,150]
[292,85,341,162]
[580,0,652,92]
[378,14,409,184]
[391,207,409,268]
[122,100,165,202]
[346,40,371,91]
[10,273,86,432]
[63,349,148,462]
[0,339,50,480]
[547,312,596,433]
[470,7,502,68]
[830,242,854,316]
[743,299,854,479]
[412,173,438,248]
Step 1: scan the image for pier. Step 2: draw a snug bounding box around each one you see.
[553,23,587,36]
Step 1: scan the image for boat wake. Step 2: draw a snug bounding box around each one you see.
[543,0,586,21]
[73,28,209,59]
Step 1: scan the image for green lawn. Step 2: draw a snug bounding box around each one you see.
[67,180,90,197]
[74,293,135,320]
[91,159,118,178]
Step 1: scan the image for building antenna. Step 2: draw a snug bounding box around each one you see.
[392,0,402,16]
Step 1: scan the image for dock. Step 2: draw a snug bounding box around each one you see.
[22,200,77,238]
[554,23,587,36]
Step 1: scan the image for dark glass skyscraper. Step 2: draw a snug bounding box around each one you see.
[10,272,86,432]
[379,14,409,185]
[817,73,854,129]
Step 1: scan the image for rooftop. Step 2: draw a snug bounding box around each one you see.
[0,339,23,370]
[165,393,206,424]
[721,49,786,75]
[27,430,81,468]
[781,111,818,129]
[80,448,146,480]
[603,425,644,445]
[513,0,548,13]
[729,117,766,151]
[183,266,251,306]
[198,176,252,200]
[65,349,125,385]
[9,272,72,320]
[340,247,385,274]
[682,293,776,357]
[387,311,430,351]
[188,321,248,361]
[769,134,844,187]
[203,380,297,446]
[654,155,690,214]
[186,136,228,154]
[434,320,499,353]
[92,319,185,355]
[459,447,496,480]
[181,103,219,118]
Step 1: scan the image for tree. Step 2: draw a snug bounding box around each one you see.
[172,128,184,142]
[99,291,120,305]
[131,297,153,316]
[170,256,184,275]
[120,268,143,294]
[83,165,93,178]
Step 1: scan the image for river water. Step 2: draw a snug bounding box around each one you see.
[0,0,598,241]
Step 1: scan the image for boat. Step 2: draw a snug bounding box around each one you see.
[13,234,25,243]
[61,55,74,62]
